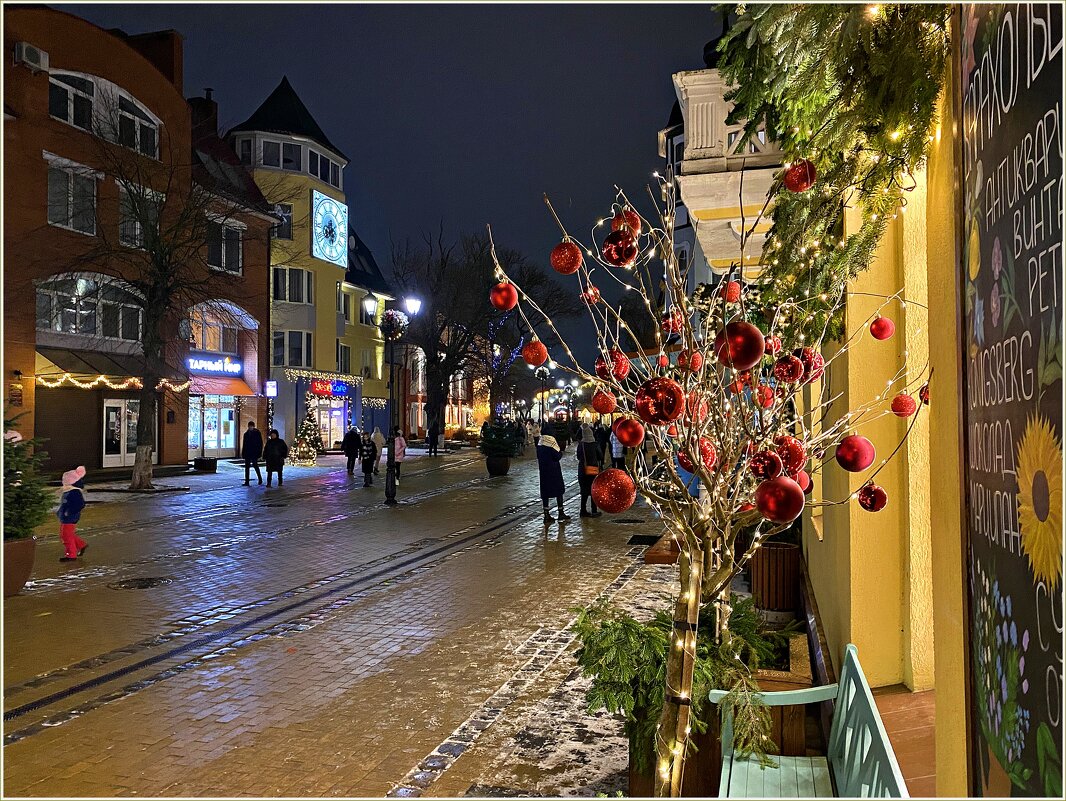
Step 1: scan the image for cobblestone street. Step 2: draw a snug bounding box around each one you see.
[3,451,674,797]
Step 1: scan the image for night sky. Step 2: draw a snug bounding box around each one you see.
[62,2,720,367]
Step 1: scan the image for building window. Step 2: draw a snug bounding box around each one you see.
[48,73,94,131]
[337,341,351,373]
[272,267,313,304]
[117,95,158,158]
[119,187,160,248]
[237,138,252,165]
[273,203,292,239]
[36,277,142,342]
[308,150,341,188]
[361,349,373,379]
[359,301,375,327]
[342,293,351,323]
[263,140,280,167]
[272,330,313,367]
[47,166,95,235]
[207,221,243,273]
[191,315,239,353]
[282,142,301,171]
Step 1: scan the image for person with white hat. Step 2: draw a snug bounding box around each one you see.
[56,465,88,562]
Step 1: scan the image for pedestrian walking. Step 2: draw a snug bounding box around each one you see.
[516,422,527,456]
[242,421,264,485]
[594,421,610,464]
[576,424,603,518]
[536,434,571,523]
[427,420,440,456]
[342,426,361,475]
[531,420,542,446]
[360,431,378,487]
[370,426,386,474]
[392,427,407,483]
[263,429,289,487]
[554,419,571,451]
[609,428,626,470]
[56,465,88,562]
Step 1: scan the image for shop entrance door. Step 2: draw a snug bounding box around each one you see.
[316,399,347,449]
[102,399,157,467]
[190,395,238,459]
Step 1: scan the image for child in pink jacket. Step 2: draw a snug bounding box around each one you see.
[57,466,88,562]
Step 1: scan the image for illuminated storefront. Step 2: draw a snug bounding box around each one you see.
[308,378,350,449]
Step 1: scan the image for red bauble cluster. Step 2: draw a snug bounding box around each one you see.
[764,335,782,356]
[870,315,895,340]
[581,285,601,305]
[774,435,807,475]
[773,354,805,383]
[635,377,685,425]
[677,349,704,372]
[591,468,636,514]
[858,483,888,512]
[890,393,917,418]
[522,339,548,367]
[662,308,685,334]
[611,208,642,237]
[595,348,631,381]
[601,230,637,268]
[550,240,583,275]
[755,384,776,409]
[678,437,717,472]
[723,280,742,303]
[713,321,766,371]
[685,390,709,423]
[490,281,518,311]
[836,434,875,472]
[783,159,817,192]
[592,388,617,414]
[749,450,784,480]
[612,417,645,447]
[795,347,825,383]
[919,383,930,405]
[755,476,806,523]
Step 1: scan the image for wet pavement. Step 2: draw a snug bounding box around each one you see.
[3,450,675,797]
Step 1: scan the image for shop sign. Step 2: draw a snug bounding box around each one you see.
[264,380,278,398]
[310,379,348,397]
[186,352,243,376]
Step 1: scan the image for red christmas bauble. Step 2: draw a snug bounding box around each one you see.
[635,377,685,425]
[919,383,930,405]
[550,240,583,275]
[796,470,812,493]
[755,384,776,409]
[783,159,817,192]
[613,417,645,448]
[870,315,895,340]
[890,393,917,417]
[795,347,825,383]
[677,349,704,372]
[685,390,709,423]
[591,468,637,514]
[611,208,642,237]
[764,335,782,356]
[724,280,742,303]
[662,308,685,334]
[594,348,631,381]
[774,435,807,474]
[592,388,617,414]
[713,321,766,371]
[522,339,548,367]
[749,450,784,480]
[581,285,601,305]
[738,502,756,512]
[755,476,806,523]
[858,483,888,512]
[657,354,670,368]
[601,229,638,268]
[773,354,804,383]
[836,434,875,472]
[678,437,717,472]
[490,282,518,311]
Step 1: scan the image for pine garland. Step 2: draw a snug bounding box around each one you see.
[717,3,950,341]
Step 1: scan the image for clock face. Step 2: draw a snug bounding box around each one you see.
[311,190,349,267]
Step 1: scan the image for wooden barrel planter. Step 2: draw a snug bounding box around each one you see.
[750,541,801,612]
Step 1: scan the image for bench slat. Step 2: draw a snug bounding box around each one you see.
[811,757,833,797]
[796,756,818,798]
[723,757,834,798]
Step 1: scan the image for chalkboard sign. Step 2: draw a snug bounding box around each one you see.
[960,5,1063,797]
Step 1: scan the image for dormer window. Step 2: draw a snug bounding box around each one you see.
[117,96,157,158]
[49,73,94,131]
[48,71,160,159]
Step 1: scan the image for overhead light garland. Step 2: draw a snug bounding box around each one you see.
[283,368,363,385]
[362,397,387,409]
[35,373,192,392]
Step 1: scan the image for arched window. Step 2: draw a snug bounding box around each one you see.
[36,274,142,342]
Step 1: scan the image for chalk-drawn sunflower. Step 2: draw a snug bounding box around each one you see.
[1017,415,1063,588]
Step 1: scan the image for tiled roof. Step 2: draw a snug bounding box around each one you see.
[192,131,273,216]
[346,228,391,296]
[227,76,347,161]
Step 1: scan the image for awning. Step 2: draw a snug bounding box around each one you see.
[36,347,185,380]
[190,376,257,397]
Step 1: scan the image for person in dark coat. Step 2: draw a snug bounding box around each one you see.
[359,431,378,487]
[427,420,440,456]
[57,465,88,562]
[341,427,361,475]
[263,429,289,487]
[594,422,610,467]
[575,424,603,518]
[553,420,571,451]
[536,434,571,522]
[242,421,264,485]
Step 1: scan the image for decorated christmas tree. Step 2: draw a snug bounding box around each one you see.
[3,411,53,541]
[289,409,323,467]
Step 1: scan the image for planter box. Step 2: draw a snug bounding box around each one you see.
[192,457,218,473]
[4,536,37,597]
[750,541,801,612]
[484,455,510,476]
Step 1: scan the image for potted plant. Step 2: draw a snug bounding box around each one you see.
[479,423,518,476]
[3,411,53,597]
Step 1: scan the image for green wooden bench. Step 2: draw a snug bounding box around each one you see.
[708,644,908,798]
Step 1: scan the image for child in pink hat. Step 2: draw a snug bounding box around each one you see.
[57,466,88,562]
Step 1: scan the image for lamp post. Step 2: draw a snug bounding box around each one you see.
[534,365,551,423]
[375,294,421,506]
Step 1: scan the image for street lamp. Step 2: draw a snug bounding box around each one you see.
[363,291,379,318]
[534,365,551,422]
[381,295,420,506]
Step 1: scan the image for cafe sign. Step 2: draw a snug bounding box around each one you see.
[186,352,243,376]
[310,379,348,397]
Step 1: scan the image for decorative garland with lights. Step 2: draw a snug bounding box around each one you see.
[283,368,363,385]
[362,397,387,410]
[35,373,192,393]
[717,2,950,341]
